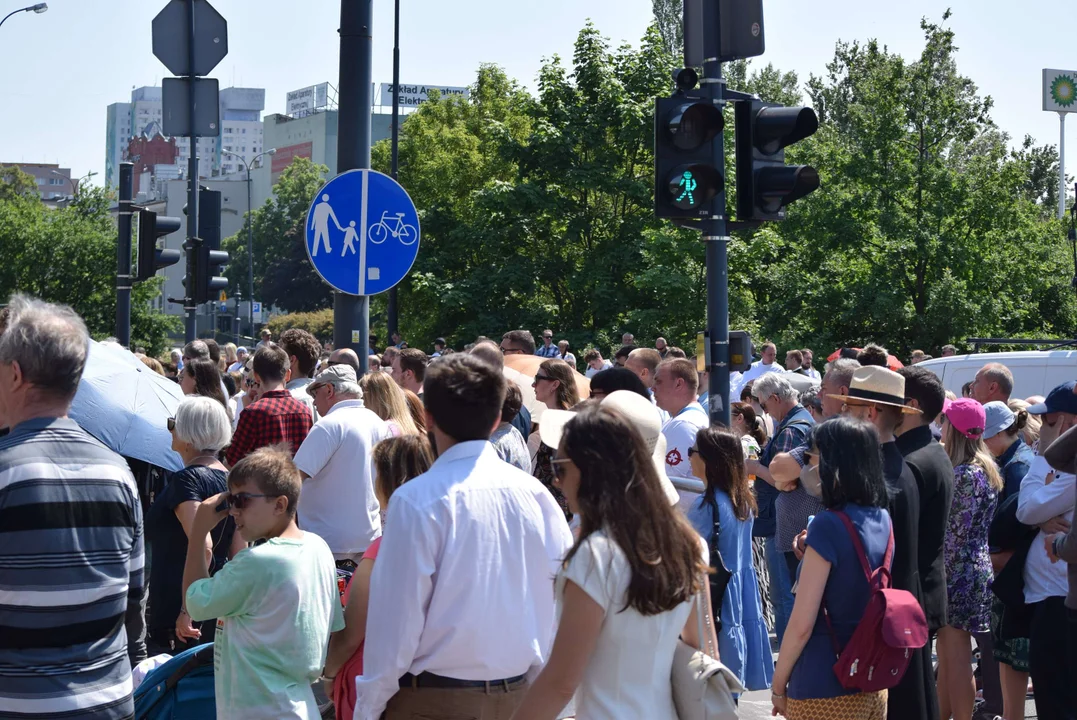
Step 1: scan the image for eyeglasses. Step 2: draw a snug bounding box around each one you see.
[226,492,280,510]
[688,446,699,457]
[167,417,176,433]
[306,383,327,397]
[500,346,523,355]
[533,374,556,383]
[244,378,260,388]
[543,335,553,340]
[550,457,572,480]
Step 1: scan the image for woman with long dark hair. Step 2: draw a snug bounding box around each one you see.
[529,359,581,519]
[180,358,232,421]
[687,426,773,691]
[511,404,716,719]
[770,416,892,720]
[731,401,767,460]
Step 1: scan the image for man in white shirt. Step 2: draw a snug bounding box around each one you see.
[293,365,390,563]
[731,341,782,398]
[583,348,613,378]
[800,348,821,381]
[355,354,573,720]
[653,358,709,509]
[279,328,321,422]
[1017,382,1077,720]
[228,346,248,373]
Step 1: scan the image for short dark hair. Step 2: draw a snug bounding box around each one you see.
[857,343,889,367]
[434,338,446,348]
[839,347,860,360]
[278,328,322,378]
[812,416,888,509]
[204,339,221,365]
[501,330,536,354]
[659,358,699,394]
[665,346,687,359]
[584,348,601,363]
[228,444,301,516]
[899,365,945,421]
[398,348,429,382]
[588,367,649,400]
[614,345,637,362]
[424,354,506,442]
[252,345,290,384]
[501,382,523,423]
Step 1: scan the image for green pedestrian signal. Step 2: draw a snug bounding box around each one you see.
[675,171,698,206]
[654,94,725,218]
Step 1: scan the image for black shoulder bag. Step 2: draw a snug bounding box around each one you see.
[706,495,733,634]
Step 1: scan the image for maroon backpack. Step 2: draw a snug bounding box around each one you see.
[822,510,929,693]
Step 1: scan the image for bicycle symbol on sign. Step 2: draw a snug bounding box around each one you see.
[367,211,417,246]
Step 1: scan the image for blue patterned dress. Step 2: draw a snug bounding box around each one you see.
[944,463,998,633]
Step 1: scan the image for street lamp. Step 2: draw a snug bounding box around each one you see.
[0,4,47,31]
[222,147,276,336]
[51,169,96,202]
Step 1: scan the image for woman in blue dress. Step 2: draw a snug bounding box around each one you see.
[687,426,774,691]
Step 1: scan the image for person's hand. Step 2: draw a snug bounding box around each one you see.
[193,492,231,535]
[771,691,787,716]
[775,478,799,492]
[1045,471,1056,486]
[1045,533,1062,563]
[1038,515,1071,535]
[792,530,808,561]
[175,610,201,641]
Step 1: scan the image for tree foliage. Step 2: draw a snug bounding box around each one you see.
[266,308,334,343]
[0,170,180,354]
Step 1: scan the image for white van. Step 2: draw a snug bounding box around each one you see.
[916,351,1077,400]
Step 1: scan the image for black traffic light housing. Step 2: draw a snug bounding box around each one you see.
[135,210,183,282]
[654,90,725,219]
[729,330,752,372]
[734,100,820,222]
[192,188,229,304]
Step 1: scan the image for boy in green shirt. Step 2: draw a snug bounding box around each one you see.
[183,445,343,720]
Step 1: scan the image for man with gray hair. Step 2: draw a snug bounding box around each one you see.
[0,295,146,719]
[182,339,210,364]
[971,362,1014,406]
[294,365,391,562]
[744,371,815,645]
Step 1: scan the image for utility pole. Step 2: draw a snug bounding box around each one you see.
[332,0,374,371]
[386,0,401,340]
[116,162,134,347]
[182,0,200,343]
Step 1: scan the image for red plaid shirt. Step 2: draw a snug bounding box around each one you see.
[226,389,313,467]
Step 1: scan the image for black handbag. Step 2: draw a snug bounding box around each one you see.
[706,496,733,634]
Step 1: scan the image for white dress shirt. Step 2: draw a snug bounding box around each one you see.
[1017,454,1075,603]
[730,360,782,399]
[354,440,574,720]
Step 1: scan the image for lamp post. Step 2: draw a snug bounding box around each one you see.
[0,3,47,31]
[51,169,96,202]
[222,147,276,336]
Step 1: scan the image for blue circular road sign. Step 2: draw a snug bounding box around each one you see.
[304,169,421,296]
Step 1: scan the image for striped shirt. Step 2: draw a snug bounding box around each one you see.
[0,417,145,719]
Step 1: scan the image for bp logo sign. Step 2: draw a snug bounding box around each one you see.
[1043,69,1077,112]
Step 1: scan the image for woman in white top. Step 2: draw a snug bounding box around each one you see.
[511,405,718,720]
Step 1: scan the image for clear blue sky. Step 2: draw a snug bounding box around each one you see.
[0,0,1073,195]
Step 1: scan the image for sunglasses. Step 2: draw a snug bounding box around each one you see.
[245,378,260,388]
[550,457,572,479]
[500,346,523,355]
[533,374,556,383]
[688,446,699,457]
[167,417,176,432]
[226,492,280,510]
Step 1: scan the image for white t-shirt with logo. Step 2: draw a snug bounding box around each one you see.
[293,400,391,555]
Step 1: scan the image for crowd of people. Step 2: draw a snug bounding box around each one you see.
[0,299,1075,720]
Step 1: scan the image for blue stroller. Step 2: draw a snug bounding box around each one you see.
[133,643,215,719]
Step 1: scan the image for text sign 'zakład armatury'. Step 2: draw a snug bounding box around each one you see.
[304,169,421,296]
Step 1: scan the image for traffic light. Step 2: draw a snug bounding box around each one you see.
[654,82,726,219]
[135,210,182,282]
[729,330,752,372]
[193,188,229,304]
[734,100,820,222]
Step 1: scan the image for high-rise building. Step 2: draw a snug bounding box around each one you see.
[105,86,266,192]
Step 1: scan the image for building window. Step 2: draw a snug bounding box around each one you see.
[241,128,246,134]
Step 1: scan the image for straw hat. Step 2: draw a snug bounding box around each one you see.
[828,365,921,414]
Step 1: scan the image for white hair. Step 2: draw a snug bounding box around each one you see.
[174,396,232,452]
[753,372,799,404]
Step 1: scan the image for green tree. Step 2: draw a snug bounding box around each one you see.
[0,181,179,354]
[651,0,683,58]
[223,157,334,313]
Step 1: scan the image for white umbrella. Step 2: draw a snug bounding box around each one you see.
[69,341,185,471]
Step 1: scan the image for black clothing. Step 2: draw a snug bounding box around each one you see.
[882,441,939,720]
[1029,598,1077,720]
[145,465,233,634]
[895,424,954,632]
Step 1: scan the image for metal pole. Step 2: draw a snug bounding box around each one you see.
[246,162,254,334]
[183,0,199,343]
[702,0,730,426]
[385,0,401,339]
[333,0,374,373]
[116,162,134,347]
[1060,112,1067,220]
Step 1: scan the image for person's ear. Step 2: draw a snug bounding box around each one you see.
[276,495,289,517]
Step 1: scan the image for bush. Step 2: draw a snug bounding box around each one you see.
[266,309,334,344]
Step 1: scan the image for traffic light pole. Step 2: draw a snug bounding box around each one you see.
[183,0,199,343]
[116,162,134,348]
[701,8,731,427]
[333,0,373,372]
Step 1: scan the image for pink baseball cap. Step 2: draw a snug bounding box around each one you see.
[943,398,986,439]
